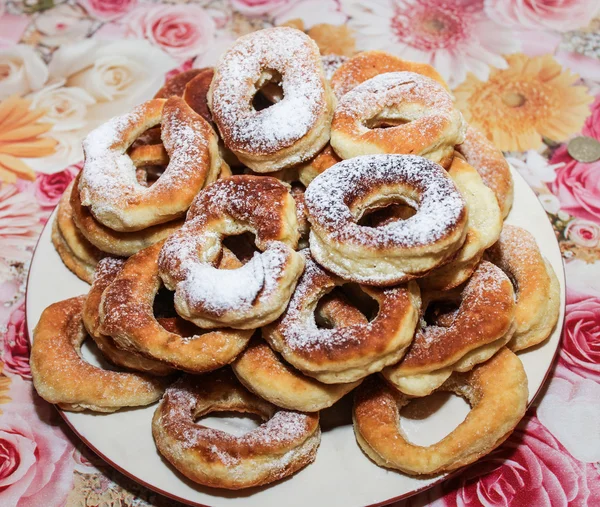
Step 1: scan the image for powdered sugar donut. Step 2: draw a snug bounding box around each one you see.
[79,96,222,232]
[304,155,468,286]
[159,176,305,329]
[330,72,465,167]
[208,27,335,173]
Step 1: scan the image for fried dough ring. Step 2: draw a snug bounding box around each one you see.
[264,253,421,384]
[208,27,335,173]
[330,50,448,98]
[31,296,169,412]
[152,370,320,489]
[159,176,304,329]
[80,96,222,231]
[354,348,528,475]
[296,144,341,187]
[485,225,560,351]
[304,154,468,286]
[99,241,253,373]
[382,261,516,396]
[330,72,465,167]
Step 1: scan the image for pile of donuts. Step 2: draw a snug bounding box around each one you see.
[31,27,560,490]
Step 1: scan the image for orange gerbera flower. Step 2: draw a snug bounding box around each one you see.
[454,53,593,152]
[0,95,57,183]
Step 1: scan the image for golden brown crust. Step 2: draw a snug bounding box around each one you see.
[331,50,449,98]
[154,69,204,100]
[152,370,320,489]
[297,144,341,187]
[51,218,97,285]
[31,296,170,412]
[354,348,528,475]
[99,241,253,372]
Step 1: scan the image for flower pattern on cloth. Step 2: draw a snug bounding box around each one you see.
[0,0,599,505]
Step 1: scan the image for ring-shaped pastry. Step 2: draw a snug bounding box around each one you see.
[330,72,465,167]
[99,241,253,372]
[208,27,335,173]
[31,296,169,412]
[79,96,222,231]
[296,144,341,187]
[152,370,320,489]
[485,225,560,351]
[456,125,514,218]
[82,257,174,375]
[420,156,502,291]
[330,50,448,98]
[304,154,468,286]
[354,348,528,475]
[263,253,420,384]
[159,176,305,329]
[382,261,516,397]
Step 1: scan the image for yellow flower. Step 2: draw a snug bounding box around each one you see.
[0,366,11,414]
[454,53,593,152]
[0,95,58,183]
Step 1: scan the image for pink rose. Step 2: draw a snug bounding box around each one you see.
[229,0,294,16]
[125,4,216,60]
[565,219,600,248]
[33,165,79,209]
[78,0,137,21]
[559,294,600,381]
[550,145,600,222]
[1,300,30,380]
[484,0,598,32]
[431,416,600,506]
[583,95,600,140]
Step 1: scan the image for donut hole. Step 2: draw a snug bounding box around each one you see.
[314,284,379,329]
[399,391,471,446]
[195,410,265,437]
[78,334,120,372]
[222,232,259,265]
[364,116,412,129]
[252,69,284,111]
[357,202,417,228]
[153,287,178,319]
[423,299,461,328]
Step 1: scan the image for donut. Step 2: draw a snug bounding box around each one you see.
[233,290,366,411]
[99,241,253,372]
[297,144,341,187]
[159,176,305,329]
[330,72,465,167]
[354,348,528,475]
[321,54,348,81]
[155,68,214,124]
[155,69,204,100]
[71,173,184,257]
[330,50,448,98]
[31,296,169,412]
[382,261,516,396]
[290,183,310,250]
[304,155,468,286]
[208,27,336,173]
[263,252,420,384]
[456,125,514,218]
[419,156,502,291]
[82,257,174,375]
[485,225,560,351]
[79,96,222,231]
[152,370,320,489]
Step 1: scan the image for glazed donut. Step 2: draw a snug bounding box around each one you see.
[297,144,341,187]
[31,296,169,412]
[330,50,448,98]
[208,27,336,173]
[330,72,465,166]
[420,156,502,291]
[354,348,528,475]
[456,125,514,218]
[304,155,468,286]
[159,176,305,329]
[79,96,222,231]
[382,261,516,397]
[233,291,366,411]
[152,370,320,489]
[82,257,174,375]
[99,241,253,372]
[485,225,560,351]
[263,252,420,384]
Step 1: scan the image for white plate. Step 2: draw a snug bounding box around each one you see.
[26,168,565,507]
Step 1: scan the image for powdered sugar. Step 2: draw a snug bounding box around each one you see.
[321,54,348,80]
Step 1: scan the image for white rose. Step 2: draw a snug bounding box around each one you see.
[0,45,48,100]
[33,3,93,47]
[29,81,96,132]
[23,131,83,175]
[49,39,176,129]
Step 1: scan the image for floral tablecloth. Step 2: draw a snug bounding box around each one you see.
[1,1,599,506]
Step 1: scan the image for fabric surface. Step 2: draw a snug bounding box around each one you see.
[1,1,599,506]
